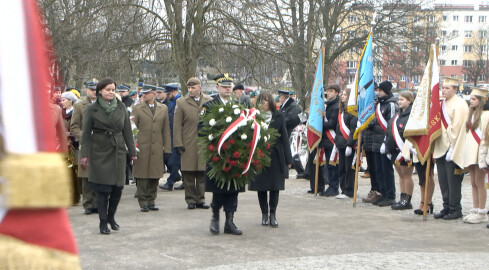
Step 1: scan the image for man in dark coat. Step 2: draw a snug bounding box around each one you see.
[159,83,184,191]
[278,89,304,178]
[155,86,170,106]
[232,83,252,108]
[204,73,245,235]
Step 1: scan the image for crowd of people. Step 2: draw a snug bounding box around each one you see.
[53,74,489,235]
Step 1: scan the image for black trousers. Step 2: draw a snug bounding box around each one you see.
[435,155,463,212]
[338,148,355,197]
[307,148,325,192]
[96,186,123,222]
[364,150,380,192]
[258,191,279,214]
[211,192,239,212]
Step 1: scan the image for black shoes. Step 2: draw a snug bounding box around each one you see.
[372,196,384,206]
[443,210,463,220]
[307,189,324,194]
[320,188,339,197]
[210,208,220,234]
[174,183,185,190]
[296,173,309,179]
[187,203,196,209]
[434,208,450,219]
[148,205,159,211]
[196,203,210,209]
[99,221,110,235]
[261,214,269,226]
[224,212,242,235]
[378,198,396,207]
[269,213,278,228]
[159,182,173,191]
[140,206,149,212]
[84,208,98,215]
[391,194,412,210]
[108,219,120,230]
[414,203,434,215]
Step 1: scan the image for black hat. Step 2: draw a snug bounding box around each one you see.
[84,81,97,90]
[213,73,234,86]
[141,84,156,93]
[378,81,393,95]
[278,89,290,96]
[326,84,341,93]
[233,84,244,91]
[163,83,179,93]
[117,84,130,92]
[374,81,379,89]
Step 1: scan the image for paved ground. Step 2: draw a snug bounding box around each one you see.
[68,170,489,270]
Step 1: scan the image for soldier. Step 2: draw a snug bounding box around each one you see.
[117,84,133,108]
[155,86,169,106]
[173,77,212,209]
[70,81,98,214]
[131,85,172,212]
[278,89,304,178]
[159,84,184,191]
[204,73,244,235]
[433,77,469,220]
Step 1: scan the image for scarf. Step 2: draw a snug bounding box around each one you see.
[97,96,117,116]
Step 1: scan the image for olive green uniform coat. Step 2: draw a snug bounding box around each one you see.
[70,96,92,178]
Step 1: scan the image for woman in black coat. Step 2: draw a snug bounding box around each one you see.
[80,78,137,234]
[334,88,358,198]
[249,92,292,227]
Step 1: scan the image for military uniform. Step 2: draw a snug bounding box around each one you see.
[173,82,212,207]
[433,78,469,220]
[131,99,171,211]
[70,95,97,213]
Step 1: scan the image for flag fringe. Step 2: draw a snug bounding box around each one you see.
[406,128,442,165]
[353,113,375,140]
[306,123,322,152]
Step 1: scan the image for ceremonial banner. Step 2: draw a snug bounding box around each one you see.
[403,44,442,165]
[306,48,325,151]
[0,0,81,268]
[347,33,375,139]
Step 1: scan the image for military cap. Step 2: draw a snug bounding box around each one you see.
[69,89,81,99]
[233,84,245,91]
[156,86,165,93]
[442,77,459,87]
[277,89,290,96]
[117,84,130,92]
[249,91,257,98]
[187,77,201,86]
[61,91,78,102]
[213,73,234,86]
[141,84,157,93]
[164,83,179,93]
[84,81,97,90]
[128,90,138,97]
[470,87,488,98]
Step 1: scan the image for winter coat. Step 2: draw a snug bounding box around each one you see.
[130,101,171,179]
[386,104,412,157]
[173,92,212,171]
[335,109,358,149]
[80,98,136,187]
[369,94,399,152]
[249,110,292,191]
[320,96,340,149]
[70,96,92,178]
[279,98,302,137]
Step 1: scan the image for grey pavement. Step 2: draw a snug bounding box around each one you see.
[68,171,489,270]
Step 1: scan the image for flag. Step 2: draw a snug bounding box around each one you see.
[347,33,375,139]
[306,48,325,151]
[0,0,81,268]
[403,44,442,165]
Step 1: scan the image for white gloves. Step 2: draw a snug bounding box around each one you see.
[324,117,329,123]
[445,147,454,162]
[345,146,352,157]
[386,154,392,160]
[409,146,417,156]
[357,121,362,128]
[380,143,386,154]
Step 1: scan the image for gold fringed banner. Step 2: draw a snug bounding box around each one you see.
[0,235,81,270]
[0,153,71,208]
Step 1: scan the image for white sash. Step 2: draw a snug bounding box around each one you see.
[392,114,405,163]
[440,99,451,129]
[376,103,388,131]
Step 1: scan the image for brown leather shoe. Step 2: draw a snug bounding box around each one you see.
[363,191,380,203]
[360,172,370,178]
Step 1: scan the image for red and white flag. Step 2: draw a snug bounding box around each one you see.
[403,44,442,165]
[0,1,80,268]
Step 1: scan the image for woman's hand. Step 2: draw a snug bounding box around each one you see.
[287,164,292,168]
[130,155,137,165]
[80,157,89,171]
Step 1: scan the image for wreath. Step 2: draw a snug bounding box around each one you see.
[198,102,278,190]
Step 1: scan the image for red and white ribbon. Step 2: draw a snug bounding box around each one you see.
[217,108,261,174]
[440,99,451,129]
[469,115,482,145]
[376,103,388,132]
[392,114,405,163]
[329,145,339,165]
[338,112,350,140]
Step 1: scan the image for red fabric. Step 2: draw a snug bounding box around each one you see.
[0,209,78,255]
[306,131,321,150]
[23,0,58,152]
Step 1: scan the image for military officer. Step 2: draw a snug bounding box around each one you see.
[155,86,169,106]
[204,73,245,235]
[131,85,172,212]
[173,77,212,209]
[433,77,469,220]
[70,81,98,214]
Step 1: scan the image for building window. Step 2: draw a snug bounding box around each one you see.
[427,15,436,22]
[464,45,472,52]
[412,46,420,52]
[479,16,487,23]
[347,47,357,54]
[388,75,394,81]
[347,75,355,84]
[412,75,420,83]
[441,45,447,51]
[400,75,408,81]
[413,15,420,22]
[479,30,487,38]
[440,60,446,65]
[374,46,381,53]
[451,60,458,65]
[463,74,469,82]
[465,16,473,23]
[442,15,447,21]
[388,60,394,67]
[451,74,457,78]
[452,30,459,36]
[464,30,473,38]
[452,45,458,51]
[480,45,487,53]
[347,61,356,68]
[463,60,473,67]
[453,15,459,21]
[374,60,382,68]
[479,74,486,81]
[348,15,357,23]
[441,30,447,37]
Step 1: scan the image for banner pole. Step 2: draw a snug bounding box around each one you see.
[314,146,320,196]
[353,131,362,207]
[422,157,432,220]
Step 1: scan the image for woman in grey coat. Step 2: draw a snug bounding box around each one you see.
[80,78,137,234]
